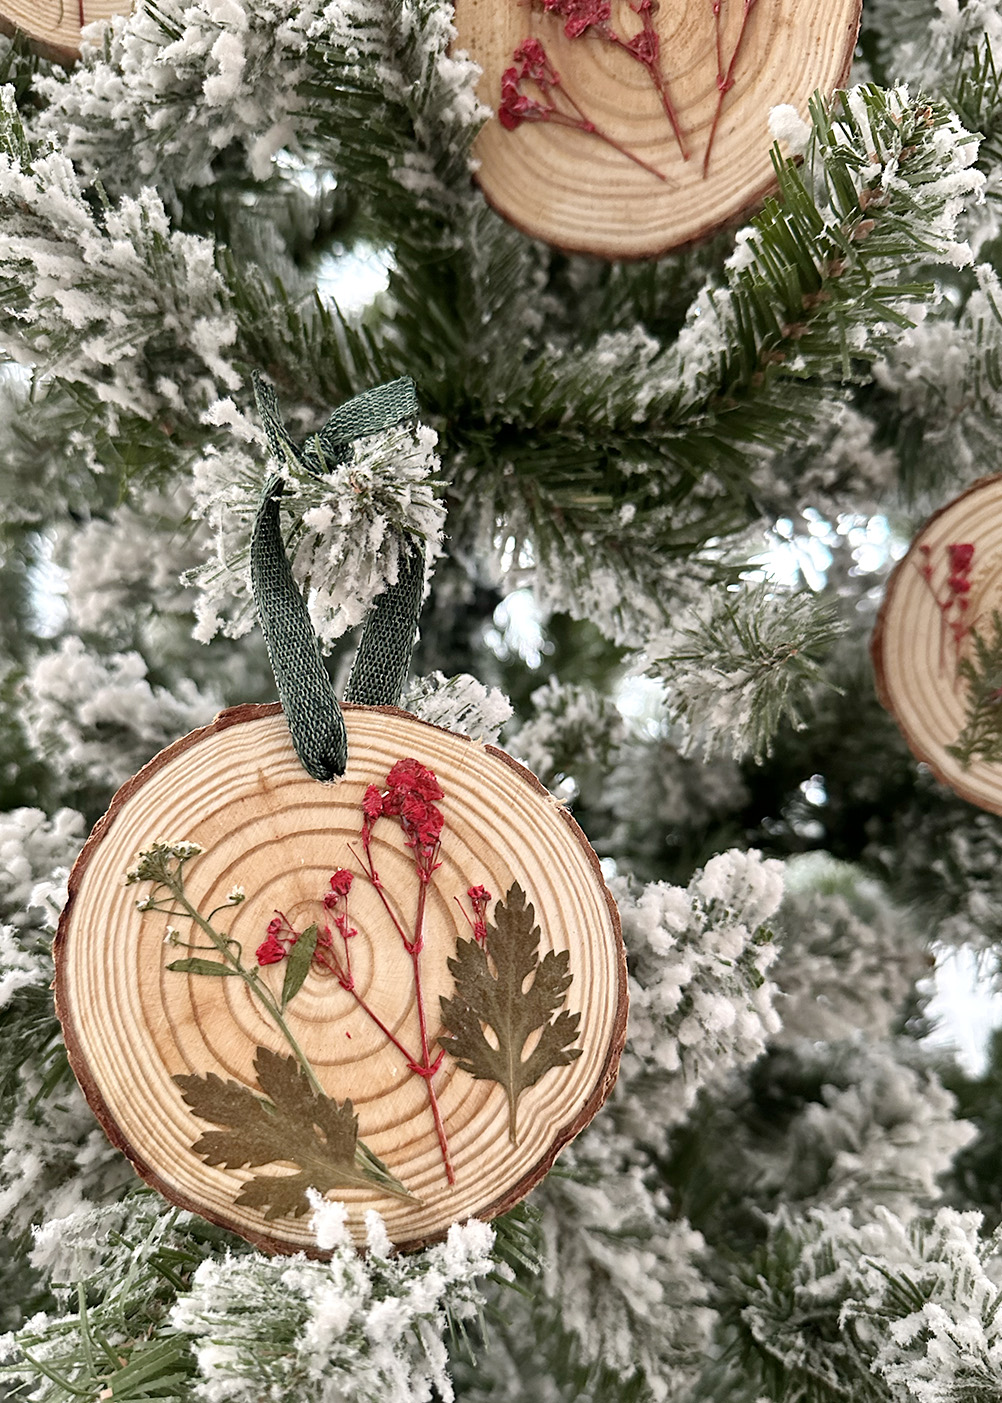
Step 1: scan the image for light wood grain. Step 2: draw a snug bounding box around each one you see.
[0,2,131,62]
[453,0,860,257]
[872,475,1002,815]
[55,704,627,1255]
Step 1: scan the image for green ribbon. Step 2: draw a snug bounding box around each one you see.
[249,374,425,782]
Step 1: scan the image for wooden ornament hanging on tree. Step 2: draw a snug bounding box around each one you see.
[452,0,861,258]
[55,703,627,1255]
[0,2,132,63]
[872,474,1002,815]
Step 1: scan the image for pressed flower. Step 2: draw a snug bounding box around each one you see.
[497,36,666,179]
[255,933,288,966]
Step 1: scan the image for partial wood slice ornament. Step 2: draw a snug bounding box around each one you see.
[0,2,132,63]
[453,0,860,258]
[872,475,1002,814]
[55,703,627,1255]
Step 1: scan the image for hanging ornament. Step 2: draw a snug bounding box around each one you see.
[872,474,1002,814]
[0,1,132,63]
[452,0,861,258]
[54,379,628,1255]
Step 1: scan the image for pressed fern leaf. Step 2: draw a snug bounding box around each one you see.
[175,1046,396,1219]
[948,611,1002,769]
[438,883,582,1144]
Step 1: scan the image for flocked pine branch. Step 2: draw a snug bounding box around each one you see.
[649,583,846,762]
[725,1204,1002,1403]
[0,89,239,422]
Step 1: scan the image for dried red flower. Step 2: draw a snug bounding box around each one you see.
[362,785,385,820]
[541,0,611,38]
[497,35,666,178]
[329,868,354,897]
[386,758,444,802]
[400,792,444,847]
[915,540,978,678]
[256,933,288,965]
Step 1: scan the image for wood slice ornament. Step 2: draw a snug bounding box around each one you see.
[872,475,1002,814]
[55,702,627,1255]
[0,1,132,63]
[453,0,861,258]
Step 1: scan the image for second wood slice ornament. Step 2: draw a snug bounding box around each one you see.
[0,2,132,63]
[454,0,861,258]
[872,475,1002,815]
[56,705,626,1254]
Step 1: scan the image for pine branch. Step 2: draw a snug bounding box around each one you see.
[650,583,847,762]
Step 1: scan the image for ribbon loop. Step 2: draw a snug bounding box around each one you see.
[250,376,425,782]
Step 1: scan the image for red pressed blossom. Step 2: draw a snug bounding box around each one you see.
[466,884,493,945]
[400,792,445,851]
[531,0,688,161]
[498,36,667,179]
[329,868,354,896]
[542,0,612,39]
[362,785,385,820]
[915,540,977,678]
[255,933,288,965]
[386,757,443,803]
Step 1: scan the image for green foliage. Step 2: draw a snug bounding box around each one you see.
[652,583,847,763]
[0,1198,237,1403]
[944,1028,1002,1233]
[948,611,1002,767]
[175,1048,374,1220]
[439,884,582,1143]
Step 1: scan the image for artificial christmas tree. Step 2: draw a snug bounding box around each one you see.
[3,1,1002,1400]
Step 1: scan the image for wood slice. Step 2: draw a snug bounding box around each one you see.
[0,2,132,63]
[872,475,1002,814]
[55,703,627,1255]
[453,0,860,258]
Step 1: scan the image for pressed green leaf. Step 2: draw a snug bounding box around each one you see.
[281,921,319,1010]
[438,883,582,1144]
[165,958,236,977]
[175,1046,398,1218]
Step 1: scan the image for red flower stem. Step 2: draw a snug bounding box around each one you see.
[703,0,757,177]
[352,834,455,1183]
[454,895,476,934]
[547,108,668,181]
[79,1,86,23]
[341,910,353,981]
[351,839,413,948]
[409,847,455,1185]
[605,16,688,160]
[713,0,724,80]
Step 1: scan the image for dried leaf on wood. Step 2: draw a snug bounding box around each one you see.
[438,882,582,1143]
[175,1046,384,1219]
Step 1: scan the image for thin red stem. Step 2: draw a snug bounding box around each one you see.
[703,0,757,177]
[353,830,454,1183]
[712,1,724,87]
[409,847,455,1185]
[79,0,86,24]
[351,838,412,947]
[548,108,668,181]
[454,895,476,933]
[314,942,424,1066]
[605,10,688,161]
